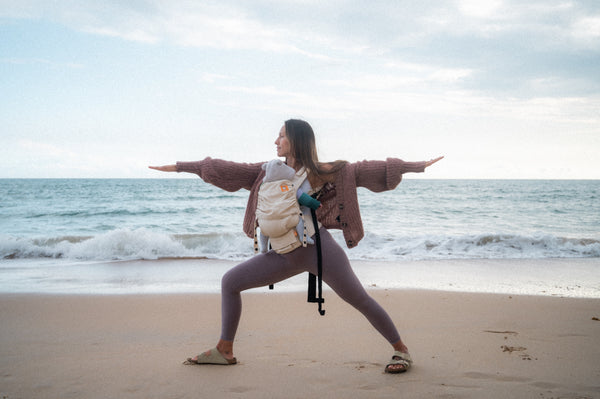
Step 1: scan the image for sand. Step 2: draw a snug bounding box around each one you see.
[1,289,599,399]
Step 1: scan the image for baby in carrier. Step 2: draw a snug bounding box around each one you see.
[254,159,321,254]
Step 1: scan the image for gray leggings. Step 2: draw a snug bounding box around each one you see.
[220,227,401,344]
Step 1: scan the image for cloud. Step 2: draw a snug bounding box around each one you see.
[457,0,504,18]
[200,73,231,84]
[84,26,159,44]
[212,73,600,128]
[0,57,83,69]
[157,4,286,51]
[0,0,334,59]
[406,1,600,54]
[570,15,600,47]
[4,1,598,66]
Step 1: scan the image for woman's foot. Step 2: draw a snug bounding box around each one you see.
[184,347,237,365]
[216,339,235,361]
[184,339,236,365]
[385,351,412,374]
[387,340,411,373]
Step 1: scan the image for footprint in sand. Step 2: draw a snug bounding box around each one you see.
[500,345,527,353]
[500,345,534,360]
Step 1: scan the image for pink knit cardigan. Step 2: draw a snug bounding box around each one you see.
[176,157,426,248]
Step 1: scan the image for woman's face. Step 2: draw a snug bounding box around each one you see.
[275,125,291,158]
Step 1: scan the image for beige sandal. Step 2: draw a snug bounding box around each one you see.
[183,347,237,365]
[385,351,412,374]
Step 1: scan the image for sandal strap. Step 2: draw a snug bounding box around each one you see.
[385,351,413,373]
[392,351,412,364]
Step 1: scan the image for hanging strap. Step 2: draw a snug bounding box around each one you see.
[253,219,260,254]
[269,241,274,290]
[307,206,325,315]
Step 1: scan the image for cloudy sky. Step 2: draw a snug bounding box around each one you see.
[1,0,599,178]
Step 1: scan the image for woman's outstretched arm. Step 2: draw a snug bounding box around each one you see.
[149,158,263,192]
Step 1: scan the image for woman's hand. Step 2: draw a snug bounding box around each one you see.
[148,165,177,172]
[425,156,444,168]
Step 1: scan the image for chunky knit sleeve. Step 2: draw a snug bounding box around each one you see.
[323,158,427,248]
[353,158,427,192]
[176,157,263,192]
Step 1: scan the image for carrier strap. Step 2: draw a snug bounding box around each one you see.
[269,241,274,290]
[307,206,325,315]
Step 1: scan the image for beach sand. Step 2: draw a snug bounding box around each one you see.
[1,288,599,398]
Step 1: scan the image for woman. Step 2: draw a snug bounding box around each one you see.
[149,119,443,373]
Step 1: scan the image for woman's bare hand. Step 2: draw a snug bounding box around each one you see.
[148,165,177,172]
[425,156,444,168]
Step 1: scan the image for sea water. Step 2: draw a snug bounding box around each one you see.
[1,178,599,295]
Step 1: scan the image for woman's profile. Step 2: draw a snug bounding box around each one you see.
[149,119,443,373]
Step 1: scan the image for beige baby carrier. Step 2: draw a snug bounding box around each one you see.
[254,169,311,254]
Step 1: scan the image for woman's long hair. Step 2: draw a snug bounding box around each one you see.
[284,119,347,186]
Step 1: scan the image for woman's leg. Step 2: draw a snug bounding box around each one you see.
[191,251,305,362]
[310,229,410,372]
[220,251,305,341]
[319,230,402,344]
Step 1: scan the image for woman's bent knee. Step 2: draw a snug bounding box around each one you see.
[221,268,240,295]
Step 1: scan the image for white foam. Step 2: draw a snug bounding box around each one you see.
[1,229,245,261]
[2,229,599,262]
[347,232,600,261]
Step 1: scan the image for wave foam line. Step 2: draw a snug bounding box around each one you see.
[351,232,600,260]
[0,229,252,261]
[1,230,599,261]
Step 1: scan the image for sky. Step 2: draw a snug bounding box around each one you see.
[1,0,599,179]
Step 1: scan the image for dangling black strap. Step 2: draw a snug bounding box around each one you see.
[307,207,325,315]
[269,242,274,290]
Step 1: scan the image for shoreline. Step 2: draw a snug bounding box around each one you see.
[1,290,599,398]
[1,257,599,298]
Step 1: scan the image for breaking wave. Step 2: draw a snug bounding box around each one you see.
[2,229,599,262]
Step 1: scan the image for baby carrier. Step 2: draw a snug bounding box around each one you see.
[254,169,310,255]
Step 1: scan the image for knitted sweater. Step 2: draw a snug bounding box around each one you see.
[176,157,426,248]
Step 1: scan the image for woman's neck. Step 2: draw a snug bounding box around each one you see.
[286,157,299,171]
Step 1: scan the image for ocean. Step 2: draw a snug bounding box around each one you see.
[1,178,599,296]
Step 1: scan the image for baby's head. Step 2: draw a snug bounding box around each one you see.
[262,159,295,182]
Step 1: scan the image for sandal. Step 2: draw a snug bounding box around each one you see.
[183,347,237,365]
[385,351,412,374]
